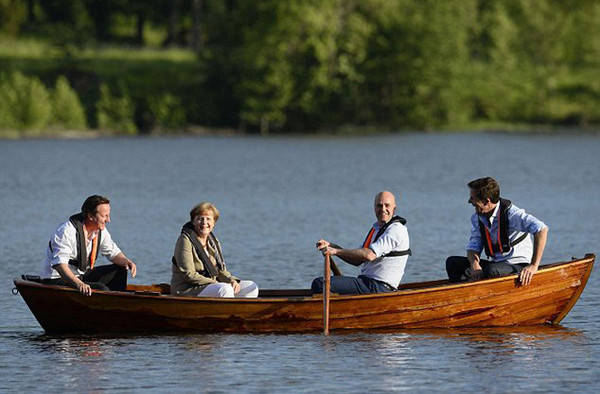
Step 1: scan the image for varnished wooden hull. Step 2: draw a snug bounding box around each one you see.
[14,255,594,334]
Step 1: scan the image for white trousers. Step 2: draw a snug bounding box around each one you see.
[197,280,259,298]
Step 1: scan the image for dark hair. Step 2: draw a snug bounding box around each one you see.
[81,195,110,215]
[468,177,500,203]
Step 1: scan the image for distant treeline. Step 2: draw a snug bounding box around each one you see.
[1,0,599,135]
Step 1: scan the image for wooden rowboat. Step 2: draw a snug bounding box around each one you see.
[14,254,594,334]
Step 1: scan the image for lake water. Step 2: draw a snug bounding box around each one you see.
[1,132,599,392]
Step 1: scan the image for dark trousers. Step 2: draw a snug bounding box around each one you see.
[46,264,128,291]
[446,256,527,282]
[311,275,395,295]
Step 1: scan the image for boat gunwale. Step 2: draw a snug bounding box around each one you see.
[13,254,595,304]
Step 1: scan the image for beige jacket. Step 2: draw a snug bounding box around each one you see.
[170,233,238,296]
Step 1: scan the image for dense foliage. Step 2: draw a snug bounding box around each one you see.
[1,0,599,135]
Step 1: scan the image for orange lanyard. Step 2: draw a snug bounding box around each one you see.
[89,236,98,269]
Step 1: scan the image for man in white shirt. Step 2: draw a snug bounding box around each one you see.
[311,191,410,295]
[41,195,137,296]
[446,177,548,285]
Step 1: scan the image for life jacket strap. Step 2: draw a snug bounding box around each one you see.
[483,226,495,257]
[362,227,376,249]
[511,232,528,247]
[62,213,101,272]
[364,216,411,258]
[383,249,412,257]
[176,222,223,278]
[478,198,530,258]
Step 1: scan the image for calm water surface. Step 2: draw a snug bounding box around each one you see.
[1,132,599,392]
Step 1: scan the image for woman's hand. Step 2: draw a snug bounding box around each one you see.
[231,281,240,295]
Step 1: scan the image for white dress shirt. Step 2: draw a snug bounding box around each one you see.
[41,219,122,279]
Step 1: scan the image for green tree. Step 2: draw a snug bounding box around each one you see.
[0,0,26,36]
[148,93,186,130]
[0,71,52,132]
[96,83,136,133]
[51,76,87,129]
[202,0,380,132]
[355,0,476,128]
[461,0,600,125]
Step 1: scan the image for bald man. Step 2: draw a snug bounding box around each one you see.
[311,191,411,295]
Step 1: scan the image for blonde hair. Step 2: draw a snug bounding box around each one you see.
[189,202,220,222]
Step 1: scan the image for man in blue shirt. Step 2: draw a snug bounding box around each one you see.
[446,177,548,285]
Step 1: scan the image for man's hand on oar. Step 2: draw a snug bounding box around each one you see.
[316,239,342,276]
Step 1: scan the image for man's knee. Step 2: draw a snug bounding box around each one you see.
[483,265,500,278]
[311,277,324,294]
[86,281,109,291]
[107,265,128,290]
[446,256,468,282]
[483,263,517,278]
[446,255,467,267]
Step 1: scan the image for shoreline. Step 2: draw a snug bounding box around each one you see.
[1,123,599,140]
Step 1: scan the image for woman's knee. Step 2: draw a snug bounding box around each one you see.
[198,283,234,298]
[238,280,259,298]
[216,284,234,297]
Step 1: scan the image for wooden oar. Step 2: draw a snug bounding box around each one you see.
[323,252,331,335]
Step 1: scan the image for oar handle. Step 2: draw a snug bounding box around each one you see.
[323,253,331,335]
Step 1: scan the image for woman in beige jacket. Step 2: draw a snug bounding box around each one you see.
[170,202,258,297]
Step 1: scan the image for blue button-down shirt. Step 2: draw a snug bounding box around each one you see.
[466,202,547,264]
